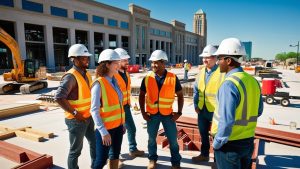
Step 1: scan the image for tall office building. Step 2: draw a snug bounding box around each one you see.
[193,9,207,46]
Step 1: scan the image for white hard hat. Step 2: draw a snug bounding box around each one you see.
[214,38,246,56]
[114,48,130,60]
[149,50,168,61]
[68,44,92,58]
[98,49,121,63]
[200,45,217,57]
[184,59,187,62]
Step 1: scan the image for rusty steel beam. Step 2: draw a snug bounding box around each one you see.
[255,127,300,148]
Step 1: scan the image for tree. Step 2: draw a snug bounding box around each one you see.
[286,52,297,59]
[275,52,287,61]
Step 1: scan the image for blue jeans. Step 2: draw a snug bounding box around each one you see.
[124,104,138,152]
[147,113,181,166]
[65,117,96,169]
[214,138,254,169]
[184,70,188,81]
[93,125,123,169]
[197,109,213,156]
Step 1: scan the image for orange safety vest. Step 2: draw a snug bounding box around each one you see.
[115,72,131,106]
[145,71,176,115]
[65,68,92,119]
[95,77,125,130]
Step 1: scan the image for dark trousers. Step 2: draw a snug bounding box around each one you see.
[124,104,138,152]
[214,138,254,169]
[65,117,96,169]
[93,125,123,169]
[197,110,213,156]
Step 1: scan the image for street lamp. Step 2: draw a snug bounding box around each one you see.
[289,41,299,66]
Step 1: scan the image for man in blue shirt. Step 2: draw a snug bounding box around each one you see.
[211,38,263,169]
[193,45,223,162]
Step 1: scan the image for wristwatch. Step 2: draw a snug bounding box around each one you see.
[72,110,78,116]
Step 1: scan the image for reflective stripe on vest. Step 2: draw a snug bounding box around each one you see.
[65,68,92,119]
[96,77,124,130]
[145,71,176,115]
[115,72,131,106]
[197,66,224,112]
[211,72,261,141]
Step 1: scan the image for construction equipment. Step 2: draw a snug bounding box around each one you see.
[0,27,47,94]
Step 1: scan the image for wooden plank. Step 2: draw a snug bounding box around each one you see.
[15,131,44,142]
[25,128,54,138]
[0,103,40,119]
[0,131,16,140]
[0,125,31,132]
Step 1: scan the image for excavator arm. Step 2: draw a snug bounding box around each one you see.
[0,27,24,82]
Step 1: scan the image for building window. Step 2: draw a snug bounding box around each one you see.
[0,0,14,7]
[93,15,104,24]
[0,20,15,69]
[109,34,117,49]
[142,26,146,49]
[22,0,43,13]
[75,30,88,47]
[51,6,67,17]
[53,27,69,68]
[150,28,154,35]
[108,19,118,27]
[121,36,129,52]
[120,21,129,29]
[94,32,104,65]
[74,11,88,21]
[24,23,46,66]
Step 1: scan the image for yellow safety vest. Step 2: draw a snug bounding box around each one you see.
[211,72,261,141]
[65,68,92,119]
[94,77,125,130]
[115,72,131,106]
[197,66,224,112]
[145,71,176,115]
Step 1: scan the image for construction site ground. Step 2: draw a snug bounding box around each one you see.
[0,66,300,169]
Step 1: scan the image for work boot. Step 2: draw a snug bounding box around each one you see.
[107,159,119,169]
[147,160,157,169]
[192,155,209,162]
[171,165,181,169]
[129,149,145,157]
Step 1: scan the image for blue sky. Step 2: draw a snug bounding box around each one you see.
[96,0,300,60]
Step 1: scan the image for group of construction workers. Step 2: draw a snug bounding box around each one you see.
[55,37,263,169]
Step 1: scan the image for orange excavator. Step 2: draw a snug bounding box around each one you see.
[0,27,47,94]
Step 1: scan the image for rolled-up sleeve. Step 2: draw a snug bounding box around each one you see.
[55,74,76,100]
[90,81,109,136]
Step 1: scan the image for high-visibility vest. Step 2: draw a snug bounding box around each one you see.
[95,77,125,130]
[115,72,131,106]
[211,72,261,141]
[65,68,92,119]
[145,71,176,115]
[197,66,225,112]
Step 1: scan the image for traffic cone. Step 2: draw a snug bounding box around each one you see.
[269,117,276,125]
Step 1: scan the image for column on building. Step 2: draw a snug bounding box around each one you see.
[88,30,95,68]
[45,24,55,69]
[104,33,109,49]
[117,34,122,48]
[15,21,26,60]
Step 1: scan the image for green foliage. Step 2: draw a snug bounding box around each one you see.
[275,52,298,61]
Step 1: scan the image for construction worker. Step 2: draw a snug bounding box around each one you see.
[90,49,125,169]
[211,38,263,169]
[183,59,190,81]
[192,45,225,162]
[55,44,96,169]
[139,50,184,169]
[114,48,145,157]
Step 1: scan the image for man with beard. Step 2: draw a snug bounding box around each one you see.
[139,50,184,169]
[55,44,96,169]
[192,45,224,162]
[114,48,145,159]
